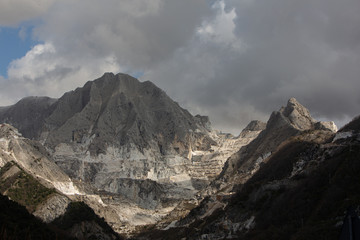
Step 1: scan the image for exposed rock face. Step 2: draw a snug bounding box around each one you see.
[281,97,315,130]
[33,194,71,223]
[218,98,338,188]
[43,73,214,154]
[315,121,338,132]
[0,123,80,194]
[186,122,265,183]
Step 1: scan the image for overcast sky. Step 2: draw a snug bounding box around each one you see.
[0,0,359,134]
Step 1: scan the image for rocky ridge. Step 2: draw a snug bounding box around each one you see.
[217,97,337,189]
[0,123,122,239]
[134,107,359,240]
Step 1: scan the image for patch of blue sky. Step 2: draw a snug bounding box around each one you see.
[0,26,39,78]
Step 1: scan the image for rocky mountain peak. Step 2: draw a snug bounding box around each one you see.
[265,97,337,132]
[218,98,337,189]
[41,72,214,155]
[280,97,315,130]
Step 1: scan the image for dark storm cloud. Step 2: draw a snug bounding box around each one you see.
[35,0,214,70]
[234,0,360,118]
[142,0,360,133]
[197,0,360,129]
[0,0,55,26]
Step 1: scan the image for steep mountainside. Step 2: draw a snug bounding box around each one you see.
[132,98,340,238]
[0,124,81,195]
[0,124,122,239]
[135,115,359,240]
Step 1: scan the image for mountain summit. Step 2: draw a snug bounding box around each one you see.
[280,97,316,130]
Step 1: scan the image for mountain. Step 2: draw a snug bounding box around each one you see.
[2,72,351,239]
[134,107,359,240]
[0,73,214,195]
[0,73,264,234]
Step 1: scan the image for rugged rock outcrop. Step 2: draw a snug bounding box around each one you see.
[217,98,337,188]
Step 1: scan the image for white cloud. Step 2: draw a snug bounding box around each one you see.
[197,1,243,50]
[1,43,121,103]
